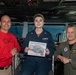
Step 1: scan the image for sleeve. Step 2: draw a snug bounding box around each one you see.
[54,44,62,58]
[46,33,56,58]
[21,34,29,53]
[14,36,21,52]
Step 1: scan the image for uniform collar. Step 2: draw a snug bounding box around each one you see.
[32,28,47,34]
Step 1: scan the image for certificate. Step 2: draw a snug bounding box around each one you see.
[28,41,47,57]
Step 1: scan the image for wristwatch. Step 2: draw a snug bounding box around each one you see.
[69,59,72,63]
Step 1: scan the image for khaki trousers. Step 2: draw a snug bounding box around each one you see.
[0,66,12,75]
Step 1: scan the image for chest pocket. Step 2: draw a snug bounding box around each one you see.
[71,50,76,57]
[71,50,76,54]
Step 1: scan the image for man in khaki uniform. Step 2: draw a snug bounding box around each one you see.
[54,24,76,75]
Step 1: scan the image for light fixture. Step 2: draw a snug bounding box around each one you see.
[67,11,76,15]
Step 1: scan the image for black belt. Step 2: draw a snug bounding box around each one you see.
[0,67,5,70]
[0,66,10,70]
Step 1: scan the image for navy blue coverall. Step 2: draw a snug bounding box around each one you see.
[20,28,56,75]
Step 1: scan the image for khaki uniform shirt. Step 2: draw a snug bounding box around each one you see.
[54,41,76,75]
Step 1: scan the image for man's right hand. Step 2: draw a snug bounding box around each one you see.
[24,47,29,53]
[11,47,17,56]
[57,55,70,64]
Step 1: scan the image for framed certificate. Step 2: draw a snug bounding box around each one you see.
[28,41,47,57]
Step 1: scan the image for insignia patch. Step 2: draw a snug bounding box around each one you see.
[64,47,68,52]
[71,50,76,53]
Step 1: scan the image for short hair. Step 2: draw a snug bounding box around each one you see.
[0,15,11,21]
[66,23,76,30]
[33,13,45,21]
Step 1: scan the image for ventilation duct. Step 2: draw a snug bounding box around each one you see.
[63,0,76,2]
[43,0,76,2]
[43,0,60,2]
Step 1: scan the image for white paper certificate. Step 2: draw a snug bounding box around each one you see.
[28,41,47,57]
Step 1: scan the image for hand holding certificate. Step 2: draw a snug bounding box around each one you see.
[28,41,47,57]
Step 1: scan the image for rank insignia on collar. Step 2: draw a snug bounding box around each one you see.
[31,32,33,34]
